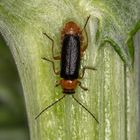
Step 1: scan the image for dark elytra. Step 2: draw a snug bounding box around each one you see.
[60,34,80,80]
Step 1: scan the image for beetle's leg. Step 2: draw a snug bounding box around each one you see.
[80,29,88,54]
[78,80,88,91]
[79,66,97,79]
[82,15,91,33]
[43,33,61,60]
[42,57,60,75]
[55,81,60,87]
[81,15,91,53]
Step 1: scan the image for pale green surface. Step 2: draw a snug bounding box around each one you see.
[134,31,140,140]
[0,0,139,140]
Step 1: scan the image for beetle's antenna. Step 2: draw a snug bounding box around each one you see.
[72,95,99,124]
[35,95,66,120]
[81,15,91,32]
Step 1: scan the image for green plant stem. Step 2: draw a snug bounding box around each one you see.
[0,0,139,140]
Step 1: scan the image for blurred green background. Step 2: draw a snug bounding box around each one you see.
[0,34,29,140]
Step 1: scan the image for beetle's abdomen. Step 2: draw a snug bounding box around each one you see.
[60,34,80,80]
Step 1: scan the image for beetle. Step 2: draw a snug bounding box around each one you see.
[35,16,99,123]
